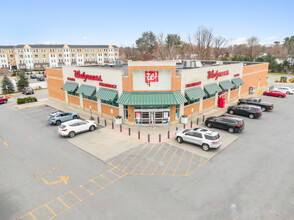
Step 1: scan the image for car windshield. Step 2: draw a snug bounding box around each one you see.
[59,125,66,129]
[0,96,3,99]
[182,129,190,133]
[252,107,261,111]
[204,134,220,140]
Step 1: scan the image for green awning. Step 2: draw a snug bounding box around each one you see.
[117,91,187,105]
[219,80,235,91]
[61,81,78,92]
[204,83,222,96]
[185,86,206,100]
[232,77,245,87]
[95,88,118,101]
[76,84,96,96]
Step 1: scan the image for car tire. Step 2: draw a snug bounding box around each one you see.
[32,92,34,94]
[3,100,7,104]
[286,91,290,94]
[89,125,95,131]
[229,110,234,115]
[261,107,266,112]
[249,114,254,119]
[228,127,235,133]
[56,120,61,126]
[69,131,75,138]
[278,95,282,98]
[177,137,183,143]
[207,122,213,128]
[73,115,78,119]
[202,144,210,151]
[265,93,268,96]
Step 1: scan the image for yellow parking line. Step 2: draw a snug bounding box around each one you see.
[100,175,113,183]
[113,147,136,169]
[3,141,9,146]
[29,212,37,220]
[122,143,148,172]
[108,158,116,165]
[44,204,56,216]
[152,145,171,175]
[185,154,194,176]
[173,150,186,175]
[69,191,82,201]
[57,197,70,209]
[80,185,93,195]
[129,144,156,175]
[187,156,204,176]
[162,148,178,175]
[109,170,121,178]
[140,143,165,175]
[91,179,103,189]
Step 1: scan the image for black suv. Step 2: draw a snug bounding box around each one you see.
[238,97,273,111]
[205,116,245,133]
[22,87,34,95]
[227,104,262,119]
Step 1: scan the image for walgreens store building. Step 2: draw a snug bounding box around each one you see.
[46,60,268,126]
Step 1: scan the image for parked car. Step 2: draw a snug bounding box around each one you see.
[274,87,294,95]
[263,90,286,98]
[37,76,45,81]
[58,119,97,138]
[48,111,80,125]
[205,116,245,133]
[30,74,37,79]
[22,87,34,95]
[175,127,221,151]
[0,95,8,104]
[227,104,262,119]
[238,97,274,112]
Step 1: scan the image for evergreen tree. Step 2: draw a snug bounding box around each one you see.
[17,73,29,92]
[1,75,15,94]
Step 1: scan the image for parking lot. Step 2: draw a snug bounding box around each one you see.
[1,90,294,219]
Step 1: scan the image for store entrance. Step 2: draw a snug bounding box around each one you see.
[135,109,170,126]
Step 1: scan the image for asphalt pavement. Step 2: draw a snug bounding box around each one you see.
[1,89,294,219]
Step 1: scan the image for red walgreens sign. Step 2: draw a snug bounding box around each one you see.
[99,82,117,89]
[74,70,102,82]
[234,73,240,77]
[67,77,75,81]
[186,81,201,88]
[208,70,229,80]
[145,71,158,86]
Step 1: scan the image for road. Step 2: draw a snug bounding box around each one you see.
[0,89,294,219]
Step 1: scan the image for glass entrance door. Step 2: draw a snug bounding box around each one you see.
[135,109,170,126]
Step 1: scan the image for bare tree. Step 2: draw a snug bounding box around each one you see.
[247,36,260,59]
[193,26,214,60]
[213,36,227,59]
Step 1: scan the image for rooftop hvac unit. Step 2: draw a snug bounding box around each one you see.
[114,60,123,67]
[184,60,191,68]
[195,61,203,67]
[191,61,196,68]
[215,61,223,65]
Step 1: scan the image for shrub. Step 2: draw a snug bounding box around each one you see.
[17,97,38,105]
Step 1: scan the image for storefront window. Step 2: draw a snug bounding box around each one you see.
[124,105,128,120]
[68,90,79,97]
[101,96,119,107]
[134,105,170,109]
[184,95,199,106]
[175,105,180,119]
[231,86,239,91]
[83,94,97,101]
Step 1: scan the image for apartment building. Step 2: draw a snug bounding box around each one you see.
[0,44,119,70]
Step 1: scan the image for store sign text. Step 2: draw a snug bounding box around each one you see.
[234,73,240,77]
[186,81,201,88]
[74,70,102,82]
[145,71,159,86]
[208,70,229,80]
[67,77,75,81]
[99,82,117,89]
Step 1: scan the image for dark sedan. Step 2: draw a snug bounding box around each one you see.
[238,97,273,112]
[227,104,262,119]
[205,116,245,133]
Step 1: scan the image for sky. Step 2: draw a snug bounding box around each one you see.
[1,0,293,47]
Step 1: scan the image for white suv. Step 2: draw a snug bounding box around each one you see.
[175,128,221,151]
[275,87,294,95]
[58,119,97,138]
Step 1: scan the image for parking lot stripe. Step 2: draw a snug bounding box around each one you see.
[122,143,148,172]
[57,197,70,209]
[3,141,9,146]
[80,185,93,195]
[109,170,122,178]
[152,144,171,175]
[69,191,82,201]
[100,175,114,183]
[187,156,204,176]
[113,147,137,169]
[173,150,186,175]
[44,204,56,216]
[162,147,178,175]
[140,143,165,175]
[129,144,156,175]
[185,154,194,176]
[29,212,37,220]
[90,179,103,189]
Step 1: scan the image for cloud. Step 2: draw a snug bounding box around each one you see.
[82,36,88,40]
[232,37,247,45]
[264,36,278,41]
[260,36,279,45]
